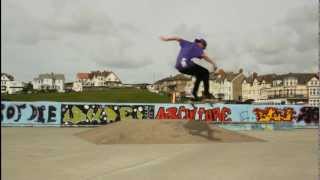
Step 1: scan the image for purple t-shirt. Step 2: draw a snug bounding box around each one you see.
[175,39,204,70]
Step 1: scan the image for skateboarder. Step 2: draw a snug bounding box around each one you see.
[160,35,217,100]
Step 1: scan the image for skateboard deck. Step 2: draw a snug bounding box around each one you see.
[185,97,221,104]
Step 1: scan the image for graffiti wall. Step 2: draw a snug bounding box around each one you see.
[154,104,318,126]
[61,103,155,125]
[1,101,318,128]
[1,101,61,126]
[155,104,232,122]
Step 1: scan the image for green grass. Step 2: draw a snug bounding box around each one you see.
[2,88,171,103]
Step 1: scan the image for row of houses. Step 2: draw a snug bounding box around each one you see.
[1,70,122,94]
[1,73,25,94]
[2,69,320,106]
[72,71,121,92]
[152,69,320,106]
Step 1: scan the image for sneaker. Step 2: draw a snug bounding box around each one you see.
[202,93,215,99]
[190,96,201,101]
[191,91,200,101]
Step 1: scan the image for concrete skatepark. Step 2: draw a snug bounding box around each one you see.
[1,101,319,179]
[1,121,318,180]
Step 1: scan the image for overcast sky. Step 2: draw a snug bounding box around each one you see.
[1,0,318,83]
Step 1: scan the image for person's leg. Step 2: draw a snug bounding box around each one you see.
[192,64,210,96]
[179,67,199,98]
[193,75,201,98]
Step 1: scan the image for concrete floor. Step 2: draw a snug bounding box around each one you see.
[1,127,318,180]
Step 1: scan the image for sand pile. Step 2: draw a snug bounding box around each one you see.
[75,120,264,144]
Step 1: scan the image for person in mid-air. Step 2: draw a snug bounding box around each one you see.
[160,35,217,100]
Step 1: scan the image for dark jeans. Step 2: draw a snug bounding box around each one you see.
[179,64,209,97]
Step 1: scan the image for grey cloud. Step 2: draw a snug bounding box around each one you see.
[45,9,115,35]
[95,56,152,69]
[2,0,317,83]
[173,24,204,40]
[244,4,317,70]
[91,35,153,69]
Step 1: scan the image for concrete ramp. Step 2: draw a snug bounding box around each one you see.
[75,120,264,144]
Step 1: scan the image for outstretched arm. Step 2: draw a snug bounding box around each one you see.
[160,35,182,42]
[202,52,218,72]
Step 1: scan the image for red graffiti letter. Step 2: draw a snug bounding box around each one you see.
[166,107,178,119]
[186,108,197,120]
[211,108,220,122]
[156,107,166,119]
[198,108,205,121]
[205,110,213,123]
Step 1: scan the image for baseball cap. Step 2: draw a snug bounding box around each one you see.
[194,38,207,49]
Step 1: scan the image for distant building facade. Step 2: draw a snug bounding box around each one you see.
[154,74,192,97]
[243,72,319,106]
[1,73,24,94]
[307,75,320,106]
[74,71,121,91]
[242,73,276,101]
[208,69,245,101]
[32,73,65,92]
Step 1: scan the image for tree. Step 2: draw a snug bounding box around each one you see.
[22,82,33,93]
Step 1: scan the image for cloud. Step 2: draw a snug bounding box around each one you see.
[3,1,154,71]
[247,4,317,70]
[199,3,318,74]
[44,9,116,36]
[2,0,317,83]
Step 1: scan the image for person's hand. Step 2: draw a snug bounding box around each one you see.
[211,63,218,72]
[160,36,168,41]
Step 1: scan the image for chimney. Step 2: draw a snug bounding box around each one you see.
[239,68,243,73]
[253,72,258,79]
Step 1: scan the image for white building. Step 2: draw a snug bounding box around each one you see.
[242,73,276,101]
[245,73,318,105]
[307,75,320,106]
[72,82,83,92]
[265,73,314,105]
[207,69,245,101]
[154,74,192,97]
[75,71,121,90]
[32,73,65,92]
[1,73,14,93]
[1,73,24,94]
[6,81,25,94]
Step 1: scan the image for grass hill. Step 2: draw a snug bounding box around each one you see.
[2,88,170,103]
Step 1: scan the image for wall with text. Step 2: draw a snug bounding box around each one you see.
[1,101,318,128]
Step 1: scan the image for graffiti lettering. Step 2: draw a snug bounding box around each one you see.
[48,106,57,123]
[297,107,319,124]
[156,106,232,122]
[6,105,15,120]
[1,103,4,121]
[1,103,59,124]
[240,111,250,122]
[15,104,26,122]
[61,104,155,125]
[253,107,295,122]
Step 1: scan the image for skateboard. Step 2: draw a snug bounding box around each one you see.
[184,97,221,104]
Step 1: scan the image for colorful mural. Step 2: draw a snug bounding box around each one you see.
[1,101,61,125]
[61,104,155,125]
[253,107,295,122]
[155,106,231,122]
[1,101,318,128]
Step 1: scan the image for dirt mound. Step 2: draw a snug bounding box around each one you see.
[75,120,264,144]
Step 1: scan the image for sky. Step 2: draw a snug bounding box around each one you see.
[1,0,318,83]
